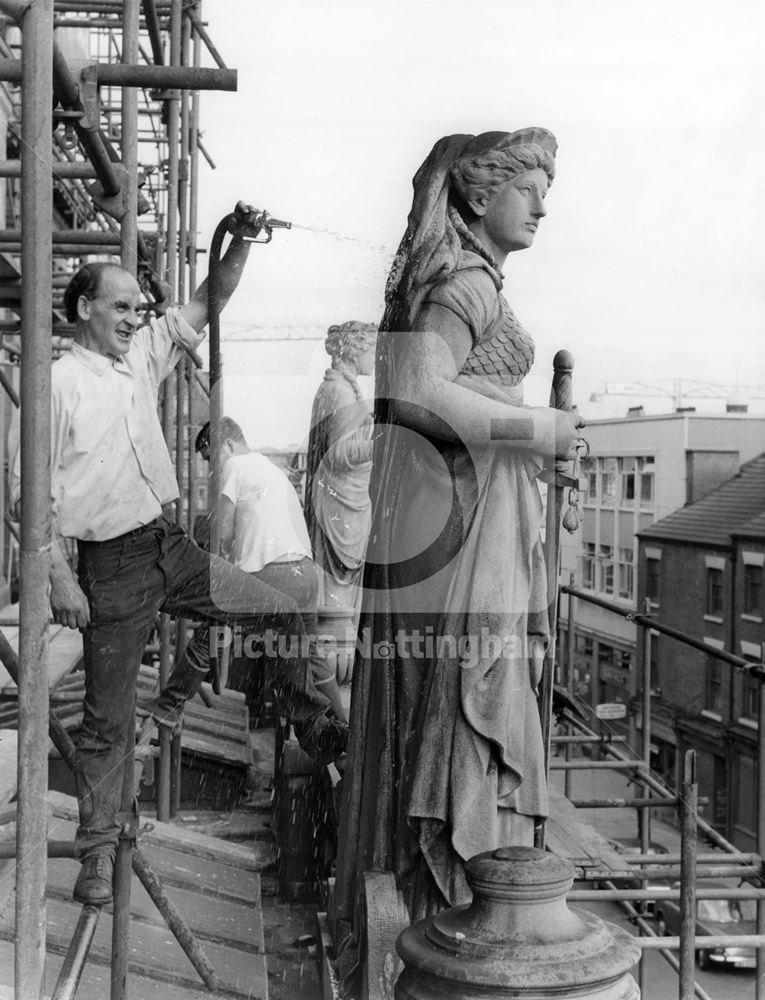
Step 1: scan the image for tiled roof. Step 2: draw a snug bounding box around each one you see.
[733,509,765,541]
[639,453,765,547]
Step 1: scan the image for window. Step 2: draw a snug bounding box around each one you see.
[600,459,617,506]
[646,557,661,605]
[582,457,597,503]
[618,547,634,600]
[705,655,724,714]
[649,634,660,693]
[741,647,762,722]
[706,567,724,617]
[620,458,636,505]
[742,675,759,721]
[581,543,596,590]
[599,544,614,595]
[598,643,615,670]
[639,456,655,507]
[743,564,762,617]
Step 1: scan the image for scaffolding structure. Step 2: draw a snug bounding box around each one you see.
[0,5,764,1000]
[0,2,229,997]
[556,583,765,999]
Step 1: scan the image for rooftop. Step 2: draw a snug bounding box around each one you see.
[639,453,765,547]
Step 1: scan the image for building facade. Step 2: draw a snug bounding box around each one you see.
[635,456,765,849]
[558,412,765,767]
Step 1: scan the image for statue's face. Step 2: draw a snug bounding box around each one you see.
[480,167,549,255]
[355,344,376,376]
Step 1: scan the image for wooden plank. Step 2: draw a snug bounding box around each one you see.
[42,856,265,952]
[136,666,249,718]
[177,733,251,767]
[546,783,628,872]
[0,798,270,999]
[0,903,269,999]
[169,810,272,842]
[47,793,270,873]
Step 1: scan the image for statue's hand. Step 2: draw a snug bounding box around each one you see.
[532,407,579,461]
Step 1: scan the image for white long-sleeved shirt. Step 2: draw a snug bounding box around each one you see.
[10,308,203,542]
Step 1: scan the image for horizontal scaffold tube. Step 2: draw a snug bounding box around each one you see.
[53,0,172,8]
[563,584,765,678]
[0,228,124,244]
[0,161,98,178]
[0,244,121,255]
[0,57,236,91]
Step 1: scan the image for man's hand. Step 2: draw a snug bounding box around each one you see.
[227,200,263,240]
[50,564,90,630]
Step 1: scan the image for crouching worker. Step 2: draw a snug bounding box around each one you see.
[140,417,348,740]
[10,202,346,908]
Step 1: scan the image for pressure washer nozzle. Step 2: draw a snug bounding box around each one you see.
[263,214,292,230]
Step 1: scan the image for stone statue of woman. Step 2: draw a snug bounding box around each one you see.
[304,321,377,616]
[332,128,580,985]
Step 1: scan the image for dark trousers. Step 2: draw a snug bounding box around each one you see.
[75,516,315,858]
[159,556,347,730]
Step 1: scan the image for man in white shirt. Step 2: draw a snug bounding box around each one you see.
[143,417,347,739]
[11,203,341,906]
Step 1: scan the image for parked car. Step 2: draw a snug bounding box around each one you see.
[654,881,757,969]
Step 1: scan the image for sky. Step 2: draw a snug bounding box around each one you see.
[188,0,765,448]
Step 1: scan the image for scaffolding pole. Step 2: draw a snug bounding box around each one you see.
[11,0,54,997]
[155,0,182,824]
[758,641,765,1000]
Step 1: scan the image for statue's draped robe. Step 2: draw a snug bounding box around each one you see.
[333,249,551,980]
[304,370,373,611]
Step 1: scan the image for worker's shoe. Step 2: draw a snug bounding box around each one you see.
[73,854,113,906]
[298,715,349,766]
[136,696,183,733]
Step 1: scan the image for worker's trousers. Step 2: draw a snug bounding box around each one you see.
[158,555,347,728]
[75,515,315,859]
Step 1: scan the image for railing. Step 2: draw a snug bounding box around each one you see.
[557,581,765,1000]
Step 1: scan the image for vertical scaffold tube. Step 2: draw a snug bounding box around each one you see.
[110,6,141,997]
[757,644,765,1000]
[15,2,54,998]
[156,0,183,824]
[679,749,698,1000]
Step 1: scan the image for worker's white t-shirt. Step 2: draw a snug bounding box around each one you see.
[220,451,311,573]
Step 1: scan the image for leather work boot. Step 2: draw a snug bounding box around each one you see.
[73,854,114,906]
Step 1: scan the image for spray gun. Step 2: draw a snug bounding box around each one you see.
[226,207,293,244]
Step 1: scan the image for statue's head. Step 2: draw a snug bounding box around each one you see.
[380,127,558,333]
[448,128,557,218]
[325,320,378,374]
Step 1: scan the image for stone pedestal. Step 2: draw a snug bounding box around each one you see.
[395,846,640,999]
